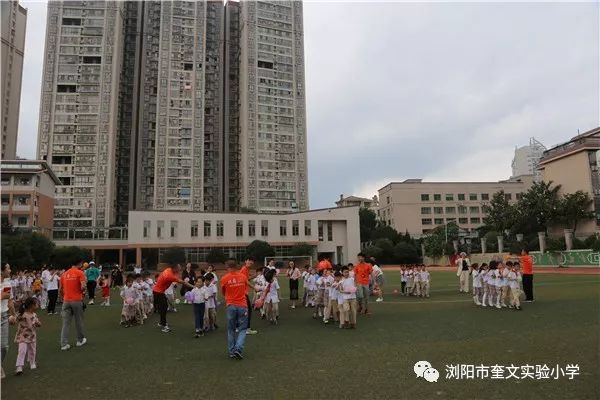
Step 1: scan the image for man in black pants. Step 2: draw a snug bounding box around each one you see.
[520,249,535,302]
[152,264,194,333]
[240,257,258,335]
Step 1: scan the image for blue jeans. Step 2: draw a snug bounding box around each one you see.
[193,303,205,332]
[226,305,248,355]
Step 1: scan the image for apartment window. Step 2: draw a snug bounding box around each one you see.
[318,221,324,241]
[17,217,27,226]
[249,220,256,237]
[170,221,177,238]
[470,217,481,224]
[327,221,333,241]
[434,207,443,214]
[458,206,468,214]
[421,207,431,215]
[481,193,489,201]
[434,218,444,225]
[458,193,465,201]
[143,220,151,238]
[459,217,468,224]
[157,220,164,238]
[386,196,390,204]
[304,220,311,236]
[445,194,454,201]
[469,206,480,214]
[203,221,211,237]
[261,220,268,236]
[505,193,512,201]
[445,207,456,214]
[292,220,299,236]
[421,218,432,225]
[447,218,457,223]
[280,220,287,236]
[421,194,430,201]
[434,194,441,201]
[516,192,522,200]
[216,220,224,237]
[236,220,243,237]
[469,193,478,201]
[191,220,198,237]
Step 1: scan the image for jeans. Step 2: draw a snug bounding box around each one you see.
[193,303,205,332]
[226,305,248,355]
[47,289,58,313]
[356,284,369,310]
[87,281,97,301]
[154,292,168,326]
[523,274,534,300]
[245,295,252,329]
[61,301,85,346]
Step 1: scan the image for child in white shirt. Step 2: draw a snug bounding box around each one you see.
[400,266,407,295]
[314,271,326,319]
[471,264,481,305]
[305,269,317,307]
[405,267,414,296]
[190,279,208,337]
[204,274,218,330]
[419,266,430,298]
[413,268,421,297]
[323,270,337,324]
[265,276,280,325]
[301,266,310,306]
[120,275,139,327]
[165,282,177,312]
[507,265,522,310]
[340,267,357,329]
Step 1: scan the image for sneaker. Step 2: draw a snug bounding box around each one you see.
[76,338,87,347]
[61,344,71,351]
[246,329,258,335]
[88,300,94,305]
[30,363,37,370]
[15,366,23,375]
[156,323,164,328]
[229,354,236,359]
[161,326,172,333]
[481,303,487,307]
[290,305,296,309]
[323,319,329,324]
[495,304,501,309]
[233,351,243,360]
[376,298,383,302]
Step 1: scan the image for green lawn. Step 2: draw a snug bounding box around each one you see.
[2,271,599,400]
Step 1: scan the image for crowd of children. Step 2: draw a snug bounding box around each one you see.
[471,260,523,310]
[399,265,431,297]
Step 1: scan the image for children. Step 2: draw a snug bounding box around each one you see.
[313,271,326,319]
[264,268,280,324]
[305,268,317,307]
[99,275,110,306]
[322,269,336,324]
[14,297,41,375]
[405,266,414,296]
[165,282,177,312]
[204,273,218,331]
[400,266,407,295]
[120,274,139,327]
[419,265,430,298]
[508,264,522,310]
[339,267,357,329]
[413,267,421,297]
[500,262,511,308]
[301,266,310,306]
[471,264,481,305]
[190,279,207,337]
[252,267,267,319]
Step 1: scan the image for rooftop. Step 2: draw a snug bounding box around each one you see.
[539,126,600,166]
[0,159,60,185]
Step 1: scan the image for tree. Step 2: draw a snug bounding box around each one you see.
[359,207,378,243]
[423,234,444,259]
[51,246,88,269]
[29,233,55,266]
[393,241,420,264]
[1,235,33,269]
[289,243,314,257]
[372,224,401,244]
[483,190,516,233]
[556,191,594,234]
[206,248,227,263]
[161,247,186,265]
[362,245,383,261]
[515,181,561,234]
[373,238,394,262]
[245,240,275,262]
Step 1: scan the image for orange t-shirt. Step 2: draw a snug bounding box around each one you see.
[60,267,86,302]
[220,271,248,308]
[317,260,332,272]
[520,255,533,275]
[153,267,179,294]
[354,262,373,285]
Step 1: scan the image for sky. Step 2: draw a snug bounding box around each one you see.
[16,1,600,209]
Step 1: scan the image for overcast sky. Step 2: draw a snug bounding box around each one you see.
[17,1,600,209]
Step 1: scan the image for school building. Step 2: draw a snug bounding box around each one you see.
[52,206,361,268]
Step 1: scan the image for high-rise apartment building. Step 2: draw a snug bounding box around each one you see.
[37,1,124,230]
[1,0,27,160]
[39,0,309,230]
[511,137,546,182]
[238,0,309,213]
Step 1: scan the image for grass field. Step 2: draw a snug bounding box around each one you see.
[2,270,599,400]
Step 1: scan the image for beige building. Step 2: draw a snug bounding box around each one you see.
[1,160,60,236]
[52,206,360,268]
[378,176,534,236]
[538,126,600,238]
[336,194,379,211]
[1,0,27,160]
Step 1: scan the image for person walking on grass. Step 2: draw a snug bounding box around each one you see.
[456,252,471,293]
[286,260,301,309]
[221,259,249,360]
[152,264,194,333]
[354,253,373,315]
[520,248,534,302]
[85,261,100,305]
[60,258,87,351]
[239,257,258,335]
[46,267,60,315]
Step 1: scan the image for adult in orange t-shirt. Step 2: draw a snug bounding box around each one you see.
[59,258,87,350]
[221,259,250,359]
[153,264,194,332]
[520,249,535,302]
[238,257,258,335]
[354,253,373,314]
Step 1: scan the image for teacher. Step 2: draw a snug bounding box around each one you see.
[153,264,194,333]
[286,261,301,309]
[221,259,249,360]
[520,248,534,302]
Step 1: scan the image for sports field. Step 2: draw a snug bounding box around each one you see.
[2,270,599,400]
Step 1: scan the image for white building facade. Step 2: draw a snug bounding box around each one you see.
[511,137,546,182]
